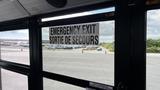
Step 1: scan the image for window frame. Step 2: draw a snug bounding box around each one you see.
[0,0,159,90]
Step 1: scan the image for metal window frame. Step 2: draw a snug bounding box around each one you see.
[0,0,159,90]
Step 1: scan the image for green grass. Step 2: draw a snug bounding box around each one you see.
[100,43,114,52]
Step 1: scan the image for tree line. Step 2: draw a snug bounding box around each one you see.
[100,39,160,53]
[146,39,160,53]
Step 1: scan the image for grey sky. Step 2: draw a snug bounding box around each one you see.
[0,30,29,40]
[147,9,160,39]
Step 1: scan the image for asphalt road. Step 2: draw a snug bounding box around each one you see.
[0,48,160,90]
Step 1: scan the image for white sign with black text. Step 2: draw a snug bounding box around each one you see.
[49,23,99,45]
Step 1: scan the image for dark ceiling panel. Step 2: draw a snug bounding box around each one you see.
[18,0,108,15]
[0,0,110,22]
[0,0,28,22]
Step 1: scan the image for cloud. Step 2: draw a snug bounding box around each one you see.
[100,36,114,43]
[16,29,28,34]
[42,27,49,40]
[99,21,114,36]
[0,30,28,40]
[147,10,160,39]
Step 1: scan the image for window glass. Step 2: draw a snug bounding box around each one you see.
[44,78,84,90]
[42,21,114,85]
[1,69,28,90]
[0,30,29,65]
[147,10,160,90]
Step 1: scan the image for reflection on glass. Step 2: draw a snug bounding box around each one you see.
[147,10,160,90]
[44,78,84,90]
[42,7,114,22]
[42,21,114,85]
[1,69,28,90]
[0,30,29,65]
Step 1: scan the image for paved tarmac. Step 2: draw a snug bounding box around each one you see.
[0,48,160,90]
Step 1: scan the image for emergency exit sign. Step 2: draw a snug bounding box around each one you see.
[49,23,99,45]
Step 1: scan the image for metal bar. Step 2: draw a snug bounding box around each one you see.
[115,0,146,90]
[146,0,160,10]
[43,71,113,90]
[146,3,160,10]
[0,24,28,31]
[40,12,114,27]
[0,60,29,75]
[28,17,43,90]
[0,17,29,31]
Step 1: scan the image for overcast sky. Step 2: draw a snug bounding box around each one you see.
[0,9,160,43]
[0,30,29,40]
[147,9,160,39]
